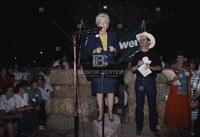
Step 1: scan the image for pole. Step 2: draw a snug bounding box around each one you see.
[142,20,146,31]
[48,16,82,137]
[73,35,79,137]
[101,69,105,137]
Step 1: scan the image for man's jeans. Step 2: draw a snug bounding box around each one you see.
[135,77,158,132]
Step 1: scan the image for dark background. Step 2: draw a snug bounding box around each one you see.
[1,0,199,67]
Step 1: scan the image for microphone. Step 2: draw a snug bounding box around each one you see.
[97,26,102,31]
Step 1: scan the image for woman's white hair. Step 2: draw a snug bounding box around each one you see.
[95,13,110,26]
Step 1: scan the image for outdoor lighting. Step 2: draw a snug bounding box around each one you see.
[155,7,161,12]
[77,23,82,29]
[56,46,61,51]
[38,7,45,12]
[40,51,43,54]
[103,5,108,9]
[14,56,18,60]
[117,24,123,29]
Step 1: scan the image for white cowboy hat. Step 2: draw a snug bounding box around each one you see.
[136,31,156,49]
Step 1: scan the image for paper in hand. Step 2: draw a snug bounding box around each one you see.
[138,64,152,77]
[137,56,152,77]
[162,69,181,85]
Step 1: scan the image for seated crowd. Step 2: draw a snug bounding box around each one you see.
[0,66,53,137]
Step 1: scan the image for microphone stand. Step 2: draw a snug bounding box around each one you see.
[98,60,108,137]
[101,66,105,137]
[72,24,99,137]
[101,67,105,137]
[49,17,80,137]
[72,34,79,137]
[49,17,99,137]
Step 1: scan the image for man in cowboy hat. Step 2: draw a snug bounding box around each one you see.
[131,31,162,137]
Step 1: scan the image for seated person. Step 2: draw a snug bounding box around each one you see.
[14,81,34,135]
[52,54,70,69]
[37,75,53,129]
[0,86,20,137]
[27,79,42,129]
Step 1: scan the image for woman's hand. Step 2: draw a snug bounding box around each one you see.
[93,47,102,54]
[108,46,116,53]
[165,80,173,85]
